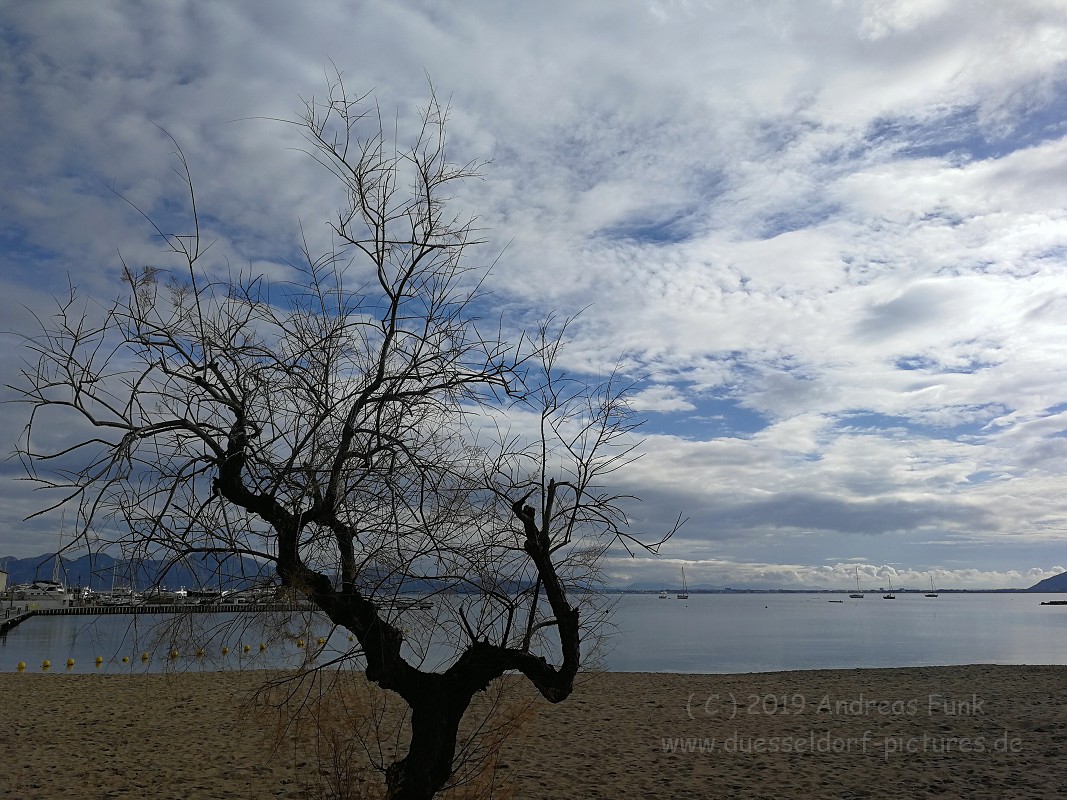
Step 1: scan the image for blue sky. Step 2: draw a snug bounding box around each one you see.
[2,0,1067,589]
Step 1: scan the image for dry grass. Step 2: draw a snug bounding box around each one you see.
[252,671,536,800]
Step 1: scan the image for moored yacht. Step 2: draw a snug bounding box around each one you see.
[14,543,73,609]
[849,567,864,599]
[676,566,689,600]
[14,579,73,610]
[882,576,896,600]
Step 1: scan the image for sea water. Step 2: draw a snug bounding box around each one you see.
[3,593,1067,674]
[0,607,350,674]
[605,592,1067,672]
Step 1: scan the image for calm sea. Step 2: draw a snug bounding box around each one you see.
[4,593,1067,674]
[606,592,1067,672]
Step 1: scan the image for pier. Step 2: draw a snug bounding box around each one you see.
[30,602,313,616]
[1,602,315,634]
[1,609,34,635]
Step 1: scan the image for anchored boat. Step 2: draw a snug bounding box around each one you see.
[676,567,689,600]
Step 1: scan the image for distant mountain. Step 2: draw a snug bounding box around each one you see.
[1027,572,1067,592]
[0,552,530,595]
[0,552,271,592]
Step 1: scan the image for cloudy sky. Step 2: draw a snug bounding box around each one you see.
[3,0,1067,590]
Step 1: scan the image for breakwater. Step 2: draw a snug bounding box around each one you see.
[32,602,312,616]
[0,611,34,636]
[0,603,313,635]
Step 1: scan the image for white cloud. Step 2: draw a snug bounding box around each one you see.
[603,554,1065,590]
[1,0,1066,588]
[628,385,697,413]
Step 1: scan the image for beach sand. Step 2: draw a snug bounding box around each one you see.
[1,665,1064,799]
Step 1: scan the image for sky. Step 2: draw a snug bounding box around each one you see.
[2,0,1067,590]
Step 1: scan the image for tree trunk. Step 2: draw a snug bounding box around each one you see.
[385,690,471,800]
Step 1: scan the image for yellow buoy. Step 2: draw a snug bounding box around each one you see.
[258,643,266,652]
[196,648,205,657]
[348,635,354,642]
[95,656,104,665]
[67,658,75,668]
[121,656,129,663]
[17,661,26,671]
[242,644,250,653]
[221,646,229,655]
[297,639,305,648]
[42,660,51,670]
[169,650,180,659]
[141,652,149,662]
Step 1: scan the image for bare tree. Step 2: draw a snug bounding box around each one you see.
[13,77,674,800]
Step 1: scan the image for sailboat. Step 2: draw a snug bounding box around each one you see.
[849,566,864,599]
[17,563,73,609]
[925,575,939,598]
[882,576,896,600]
[15,519,73,610]
[676,567,689,600]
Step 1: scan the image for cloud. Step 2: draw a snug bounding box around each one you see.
[628,385,696,413]
[602,554,1065,591]
[1,1,1066,589]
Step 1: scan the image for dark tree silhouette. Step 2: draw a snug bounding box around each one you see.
[13,77,675,800]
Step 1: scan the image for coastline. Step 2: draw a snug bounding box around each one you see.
[2,665,1064,799]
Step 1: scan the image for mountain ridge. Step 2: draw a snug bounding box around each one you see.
[0,551,270,592]
[1026,571,1067,592]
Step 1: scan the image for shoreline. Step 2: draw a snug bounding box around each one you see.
[3,664,1065,799]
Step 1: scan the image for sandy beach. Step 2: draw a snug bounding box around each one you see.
[2,664,1065,799]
